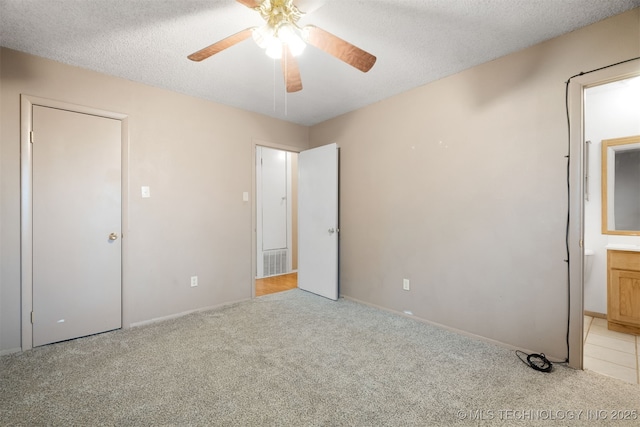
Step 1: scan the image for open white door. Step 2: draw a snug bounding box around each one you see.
[298,143,339,300]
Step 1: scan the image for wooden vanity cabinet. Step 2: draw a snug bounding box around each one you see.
[607,250,640,335]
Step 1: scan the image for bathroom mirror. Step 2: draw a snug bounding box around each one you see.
[601,135,640,235]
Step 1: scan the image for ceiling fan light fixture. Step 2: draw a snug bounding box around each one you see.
[278,23,306,56]
[252,0,306,59]
[265,38,283,59]
[252,24,275,49]
[253,23,305,59]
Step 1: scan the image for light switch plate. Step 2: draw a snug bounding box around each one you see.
[242,192,249,202]
[141,186,151,198]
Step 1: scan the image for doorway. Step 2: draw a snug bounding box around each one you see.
[252,142,340,300]
[581,75,640,384]
[255,145,299,296]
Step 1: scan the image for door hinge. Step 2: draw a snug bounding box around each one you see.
[579,239,584,248]
[30,131,34,143]
[31,311,34,324]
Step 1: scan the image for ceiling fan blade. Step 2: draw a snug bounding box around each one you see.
[304,25,376,73]
[282,45,303,93]
[187,28,254,62]
[236,0,261,8]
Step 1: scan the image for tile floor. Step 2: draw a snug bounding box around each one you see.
[583,316,639,384]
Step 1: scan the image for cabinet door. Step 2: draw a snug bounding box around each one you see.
[608,269,640,326]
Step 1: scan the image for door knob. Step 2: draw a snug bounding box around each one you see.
[109,233,119,241]
[328,228,335,234]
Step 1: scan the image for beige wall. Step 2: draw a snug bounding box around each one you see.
[310,10,640,360]
[0,48,309,352]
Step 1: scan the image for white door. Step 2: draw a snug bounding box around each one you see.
[32,105,122,347]
[261,147,288,250]
[298,143,339,300]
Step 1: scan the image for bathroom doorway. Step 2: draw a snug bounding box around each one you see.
[581,75,640,384]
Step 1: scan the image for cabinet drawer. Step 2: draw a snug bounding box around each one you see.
[608,250,640,271]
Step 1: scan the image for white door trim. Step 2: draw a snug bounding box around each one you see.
[567,62,640,369]
[20,95,129,351]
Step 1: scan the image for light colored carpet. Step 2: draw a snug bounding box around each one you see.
[2,289,639,426]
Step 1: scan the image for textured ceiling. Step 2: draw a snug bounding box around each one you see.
[1,0,639,126]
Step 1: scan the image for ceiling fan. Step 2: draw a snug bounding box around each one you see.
[187,0,376,93]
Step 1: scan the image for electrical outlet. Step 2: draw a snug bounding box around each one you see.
[190,276,198,287]
[403,279,410,291]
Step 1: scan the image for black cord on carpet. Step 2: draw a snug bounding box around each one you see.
[515,350,553,373]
